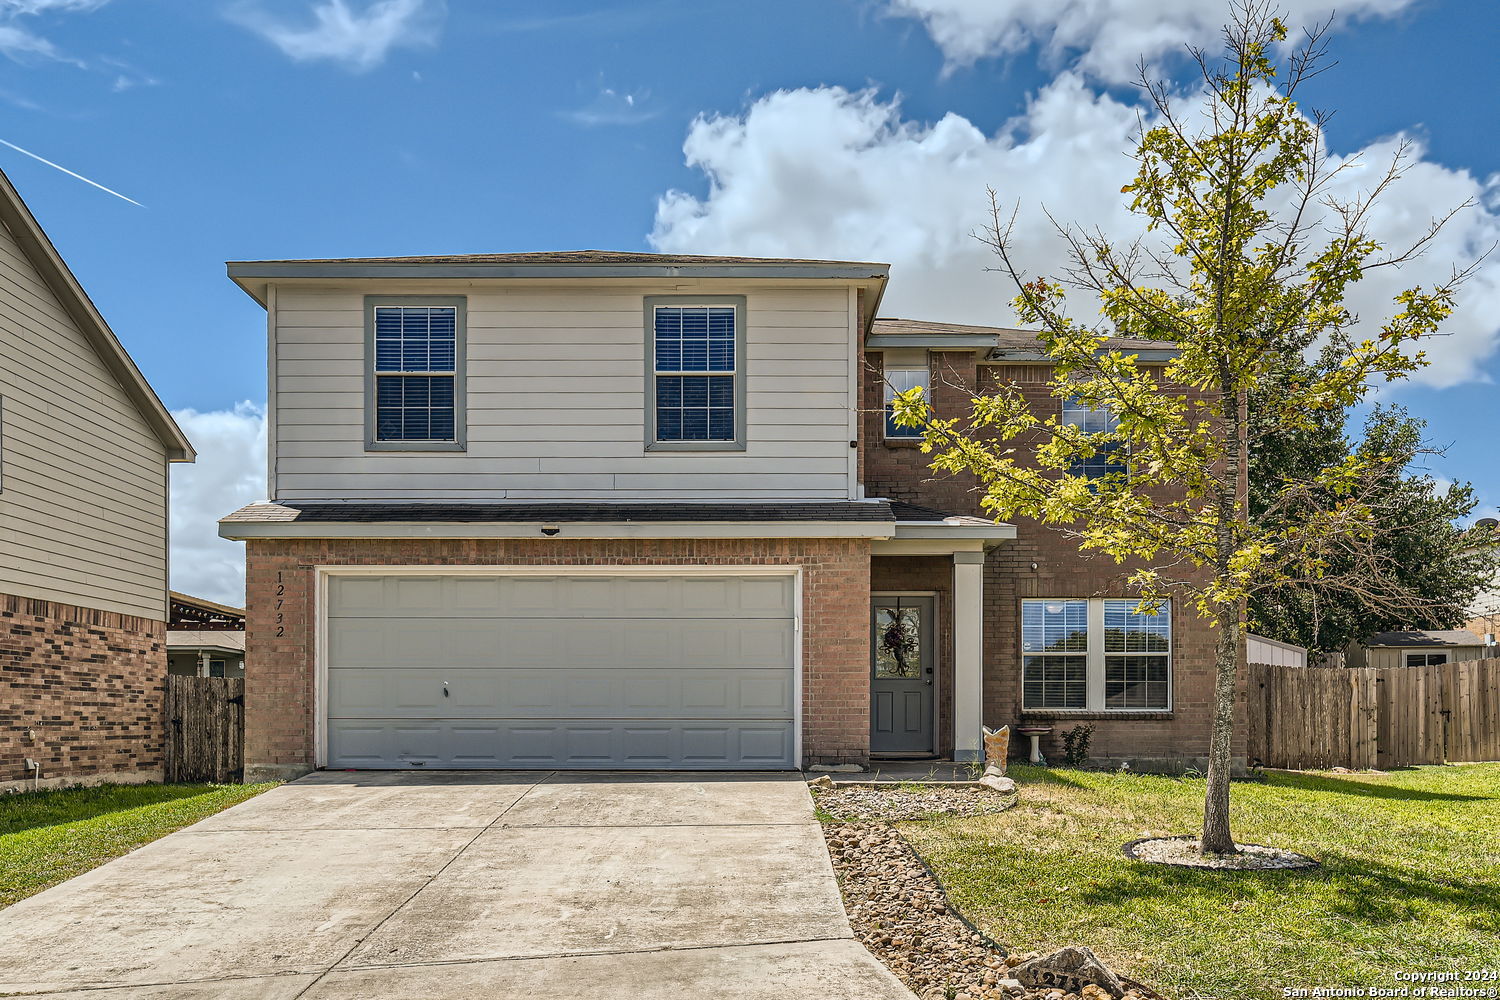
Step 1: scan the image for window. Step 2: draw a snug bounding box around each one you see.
[1022,598,1171,711]
[1062,395,1126,479]
[208,658,227,678]
[1103,599,1171,708]
[884,367,929,439]
[1405,652,1448,667]
[365,297,466,451]
[646,296,745,450]
[1022,600,1089,709]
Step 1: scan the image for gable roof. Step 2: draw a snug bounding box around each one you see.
[1361,629,1487,648]
[868,317,1179,360]
[0,169,193,461]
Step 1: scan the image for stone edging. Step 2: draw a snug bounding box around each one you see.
[1121,835,1322,871]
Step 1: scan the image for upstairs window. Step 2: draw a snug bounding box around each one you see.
[884,367,929,439]
[646,296,746,450]
[365,298,466,451]
[1062,395,1126,479]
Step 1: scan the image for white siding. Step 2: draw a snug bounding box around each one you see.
[0,220,168,620]
[271,282,858,500]
[1245,633,1307,667]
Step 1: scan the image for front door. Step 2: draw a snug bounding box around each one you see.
[870,596,935,754]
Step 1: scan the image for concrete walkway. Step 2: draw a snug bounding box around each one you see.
[0,771,913,999]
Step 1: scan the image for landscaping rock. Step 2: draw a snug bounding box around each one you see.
[809,763,866,772]
[808,774,835,789]
[821,823,1156,1000]
[1012,946,1128,999]
[814,785,1017,821]
[979,774,1017,795]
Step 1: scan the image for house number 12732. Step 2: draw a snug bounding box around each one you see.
[275,572,285,636]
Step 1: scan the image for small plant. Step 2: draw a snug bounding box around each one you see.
[1061,724,1094,768]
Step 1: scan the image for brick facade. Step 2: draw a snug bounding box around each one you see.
[243,537,872,779]
[0,592,165,788]
[864,351,1245,770]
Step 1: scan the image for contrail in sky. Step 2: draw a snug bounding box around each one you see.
[0,137,143,207]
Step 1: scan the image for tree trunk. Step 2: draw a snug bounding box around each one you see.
[1200,605,1241,854]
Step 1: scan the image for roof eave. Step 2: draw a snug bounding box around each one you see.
[218,519,899,541]
[0,170,195,462]
[986,348,1181,363]
[229,259,888,294]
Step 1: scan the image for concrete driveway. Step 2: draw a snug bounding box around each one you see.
[0,771,912,999]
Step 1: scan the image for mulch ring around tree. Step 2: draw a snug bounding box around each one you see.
[823,822,1160,1000]
[813,783,1017,821]
[1122,835,1320,871]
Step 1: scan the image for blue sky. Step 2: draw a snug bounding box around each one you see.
[3,0,1497,603]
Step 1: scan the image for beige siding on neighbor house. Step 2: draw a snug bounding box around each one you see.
[270,282,859,500]
[1351,644,1495,669]
[0,219,168,620]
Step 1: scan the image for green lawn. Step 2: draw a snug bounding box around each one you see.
[0,782,275,908]
[901,764,1500,1000]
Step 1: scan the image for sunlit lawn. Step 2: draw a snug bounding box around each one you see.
[901,764,1500,1000]
[0,782,275,908]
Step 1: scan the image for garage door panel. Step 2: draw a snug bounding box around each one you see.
[328,574,795,620]
[328,666,793,719]
[325,572,796,769]
[326,719,795,769]
[329,617,794,670]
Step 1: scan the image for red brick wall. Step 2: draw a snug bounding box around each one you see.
[244,537,873,775]
[863,352,1244,769]
[0,592,165,785]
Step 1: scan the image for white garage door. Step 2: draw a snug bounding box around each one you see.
[324,573,797,769]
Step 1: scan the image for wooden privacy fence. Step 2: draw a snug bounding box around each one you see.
[1248,659,1500,770]
[164,675,244,783]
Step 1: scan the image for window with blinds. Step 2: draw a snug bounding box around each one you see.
[649,301,743,447]
[371,304,459,444]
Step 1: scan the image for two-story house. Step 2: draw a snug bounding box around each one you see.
[0,169,195,791]
[219,251,1230,780]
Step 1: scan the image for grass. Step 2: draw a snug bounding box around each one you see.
[0,782,275,908]
[900,764,1500,1000]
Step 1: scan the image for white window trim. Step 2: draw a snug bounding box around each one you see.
[1021,597,1173,713]
[643,295,748,452]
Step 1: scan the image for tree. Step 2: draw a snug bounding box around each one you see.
[892,1,1482,854]
[1249,399,1496,653]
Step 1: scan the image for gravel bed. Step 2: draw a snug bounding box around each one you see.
[824,823,1155,1000]
[814,784,1017,821]
[1123,836,1320,871]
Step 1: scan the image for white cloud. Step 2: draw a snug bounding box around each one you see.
[650,80,1500,388]
[883,0,1416,82]
[561,87,658,127]
[0,22,75,63]
[0,0,108,68]
[169,403,266,608]
[230,0,443,72]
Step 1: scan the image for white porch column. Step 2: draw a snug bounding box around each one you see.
[953,550,986,761]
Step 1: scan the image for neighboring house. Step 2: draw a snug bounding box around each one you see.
[1345,630,1496,669]
[166,592,246,678]
[218,251,1219,780]
[0,169,194,791]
